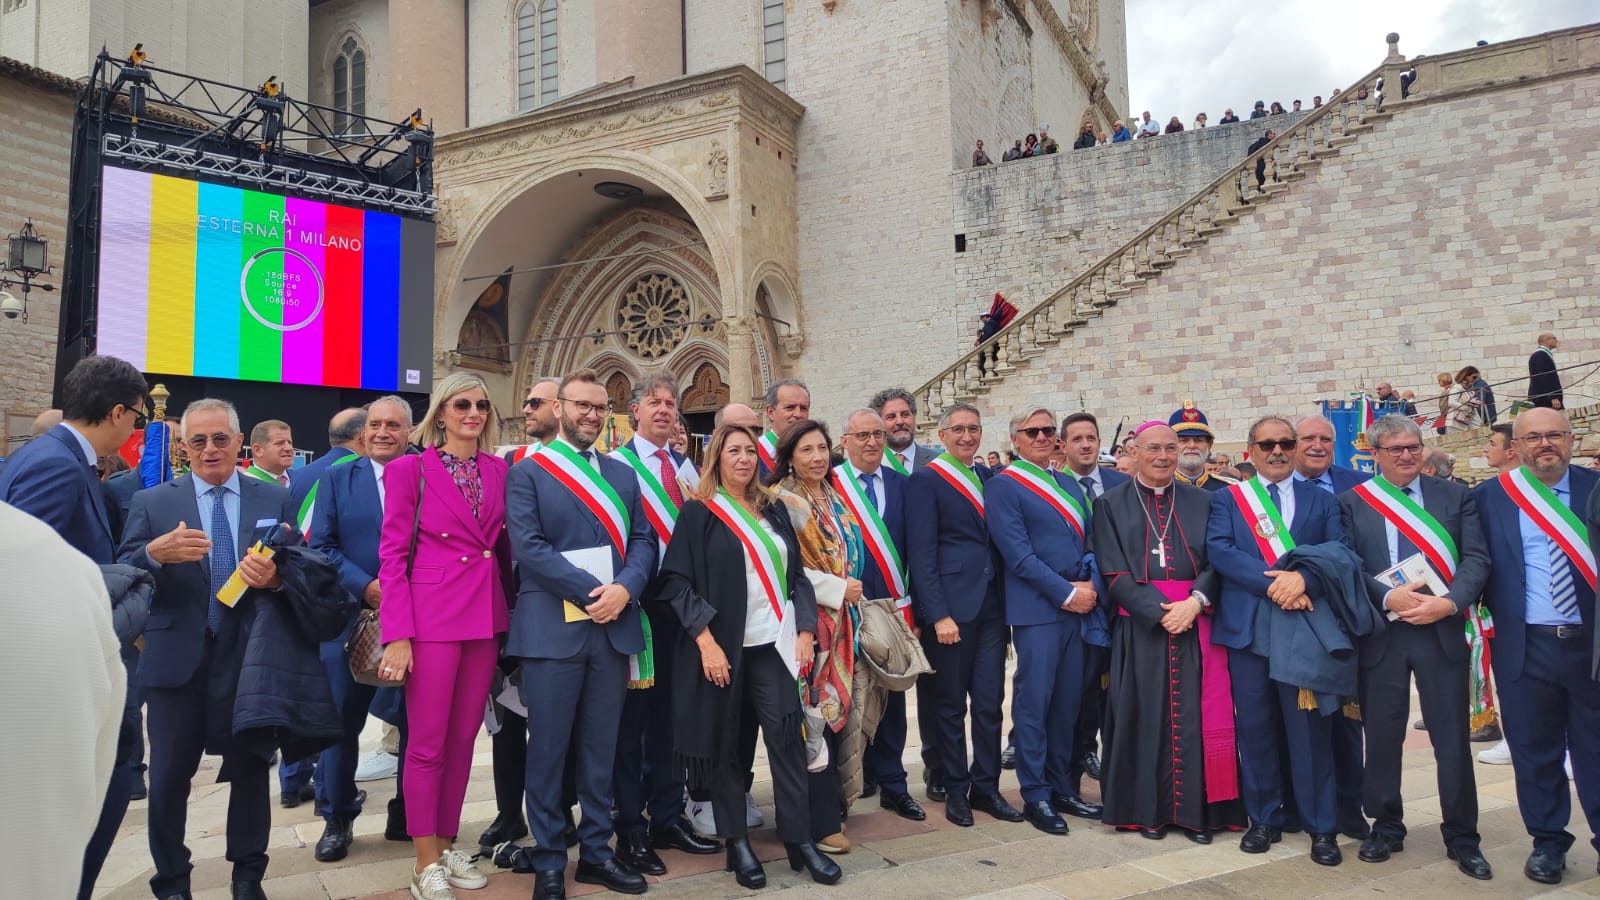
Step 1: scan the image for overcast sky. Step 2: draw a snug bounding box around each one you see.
[1124,0,1594,121]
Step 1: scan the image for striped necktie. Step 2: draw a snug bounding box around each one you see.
[1549,486,1580,621]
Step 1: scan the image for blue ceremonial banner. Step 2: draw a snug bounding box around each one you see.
[139,421,175,488]
[1319,396,1407,473]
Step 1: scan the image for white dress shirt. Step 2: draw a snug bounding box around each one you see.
[1262,472,1297,530]
[370,457,388,510]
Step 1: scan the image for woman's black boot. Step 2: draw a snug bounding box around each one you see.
[785,841,842,885]
[725,836,766,889]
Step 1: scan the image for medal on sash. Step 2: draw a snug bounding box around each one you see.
[1228,478,1295,565]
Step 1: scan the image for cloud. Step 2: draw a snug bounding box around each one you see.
[1124,0,1595,122]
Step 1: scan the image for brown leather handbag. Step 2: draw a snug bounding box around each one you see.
[348,466,423,687]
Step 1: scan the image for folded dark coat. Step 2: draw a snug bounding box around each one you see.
[1250,542,1386,714]
[99,562,154,644]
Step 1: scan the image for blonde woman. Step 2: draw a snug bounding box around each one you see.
[378,372,513,900]
[1432,372,1454,434]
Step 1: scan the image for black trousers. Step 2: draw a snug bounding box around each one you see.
[1358,625,1479,849]
[920,600,1007,799]
[145,646,271,897]
[713,643,809,843]
[808,724,844,840]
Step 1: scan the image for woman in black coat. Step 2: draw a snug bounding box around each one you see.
[654,424,841,890]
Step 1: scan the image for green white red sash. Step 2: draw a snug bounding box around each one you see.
[757,430,779,469]
[831,461,908,599]
[1228,477,1296,565]
[296,453,359,541]
[707,490,799,676]
[530,441,630,557]
[1352,476,1458,583]
[1500,467,1597,591]
[883,447,910,475]
[244,464,284,486]
[611,445,680,544]
[927,452,985,518]
[506,441,542,464]
[999,459,1085,539]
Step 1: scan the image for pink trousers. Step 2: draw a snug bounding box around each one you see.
[404,638,498,837]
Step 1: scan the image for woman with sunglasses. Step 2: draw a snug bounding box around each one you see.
[654,424,841,889]
[378,372,514,900]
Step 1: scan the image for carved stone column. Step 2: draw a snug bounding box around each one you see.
[726,319,758,407]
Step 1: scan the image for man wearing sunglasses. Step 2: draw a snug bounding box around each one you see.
[1338,415,1492,880]
[1206,417,1349,865]
[0,354,149,899]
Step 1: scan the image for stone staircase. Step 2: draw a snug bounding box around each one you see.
[911,54,1402,434]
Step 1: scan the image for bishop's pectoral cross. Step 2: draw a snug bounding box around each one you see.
[1153,543,1167,569]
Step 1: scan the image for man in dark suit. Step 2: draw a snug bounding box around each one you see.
[0,356,148,900]
[838,407,925,822]
[120,398,297,900]
[1208,416,1349,866]
[1476,408,1599,884]
[307,397,412,862]
[906,402,1020,828]
[871,386,945,799]
[1338,415,1492,880]
[1293,413,1373,838]
[988,405,1102,835]
[1529,333,1564,409]
[290,407,366,510]
[506,370,657,899]
[609,374,719,875]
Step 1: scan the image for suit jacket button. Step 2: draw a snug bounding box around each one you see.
[460,556,468,563]
[441,532,449,538]
[483,550,492,558]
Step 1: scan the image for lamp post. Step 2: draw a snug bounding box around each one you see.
[0,220,57,323]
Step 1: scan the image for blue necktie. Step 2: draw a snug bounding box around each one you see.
[1079,475,1097,503]
[207,485,235,635]
[1267,482,1282,510]
[859,472,878,511]
[1549,487,1580,621]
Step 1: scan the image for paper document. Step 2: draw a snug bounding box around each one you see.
[561,546,614,622]
[1373,552,1449,621]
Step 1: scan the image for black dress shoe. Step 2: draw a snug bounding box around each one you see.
[279,790,303,809]
[725,836,766,889]
[1138,825,1167,840]
[860,777,879,798]
[1337,813,1371,841]
[314,818,354,862]
[1358,833,1403,863]
[574,858,648,894]
[1023,800,1068,835]
[650,821,720,854]
[926,780,947,803]
[1524,848,1566,884]
[1001,744,1017,770]
[970,791,1025,823]
[157,893,194,900]
[1239,824,1282,853]
[1080,753,1101,781]
[230,881,268,900]
[617,832,667,876]
[786,841,844,885]
[477,810,529,849]
[533,869,566,899]
[879,790,927,821]
[1449,846,1493,880]
[1050,793,1103,820]
[385,798,408,842]
[1182,828,1212,845]
[1310,833,1343,866]
[945,794,974,827]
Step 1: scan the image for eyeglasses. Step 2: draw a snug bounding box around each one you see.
[845,429,887,443]
[187,432,236,450]
[559,396,613,417]
[1516,430,1572,446]
[942,425,982,436]
[522,397,548,410]
[1376,443,1425,457]
[1017,426,1058,440]
[1254,439,1297,452]
[450,398,492,413]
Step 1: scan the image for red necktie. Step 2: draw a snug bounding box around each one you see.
[655,449,684,508]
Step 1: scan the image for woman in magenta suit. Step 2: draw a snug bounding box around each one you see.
[378,372,513,900]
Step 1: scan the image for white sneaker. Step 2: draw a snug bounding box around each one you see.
[410,861,455,900]
[686,798,718,837]
[440,849,488,890]
[745,792,764,828]
[355,750,399,782]
[1477,740,1512,765]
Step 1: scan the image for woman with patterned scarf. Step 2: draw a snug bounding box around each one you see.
[768,419,865,856]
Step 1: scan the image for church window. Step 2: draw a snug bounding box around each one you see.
[762,0,785,90]
[332,36,367,136]
[518,0,560,111]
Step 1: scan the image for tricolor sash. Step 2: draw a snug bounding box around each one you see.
[296,453,359,541]
[927,452,985,518]
[244,464,283,486]
[707,491,799,677]
[530,442,631,557]
[1500,466,1597,591]
[757,430,779,470]
[1352,476,1458,583]
[883,447,910,476]
[1228,478,1295,565]
[611,446,680,543]
[507,441,543,464]
[832,461,909,603]
[999,459,1085,539]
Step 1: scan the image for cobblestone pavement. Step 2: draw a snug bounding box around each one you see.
[95,688,1597,900]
